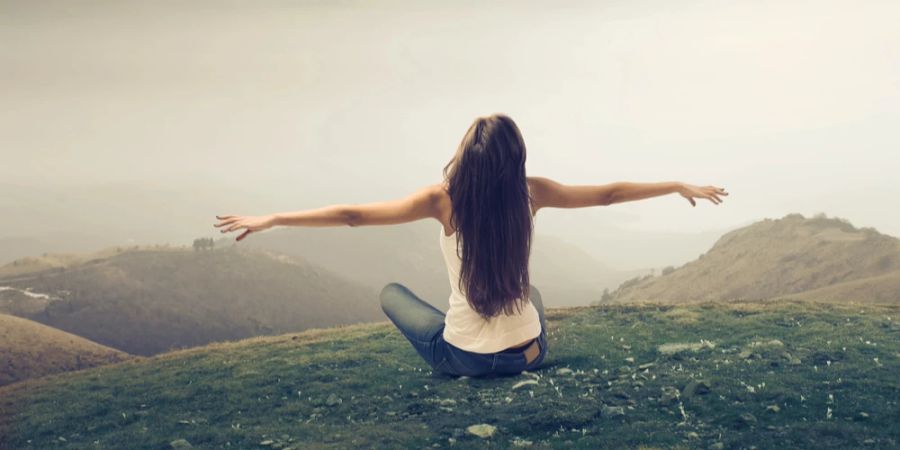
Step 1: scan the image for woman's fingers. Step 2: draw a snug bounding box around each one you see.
[704,187,725,204]
[683,185,728,207]
[214,218,238,228]
[214,215,240,228]
[214,214,263,238]
[223,222,245,233]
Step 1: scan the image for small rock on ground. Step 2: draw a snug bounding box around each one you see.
[170,439,193,449]
[466,424,497,438]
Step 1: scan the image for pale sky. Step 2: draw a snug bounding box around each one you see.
[2,0,899,268]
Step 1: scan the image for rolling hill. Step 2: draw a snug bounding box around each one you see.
[609,214,900,304]
[0,299,897,449]
[0,245,384,356]
[0,313,132,387]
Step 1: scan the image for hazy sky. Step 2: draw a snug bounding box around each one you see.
[2,0,899,258]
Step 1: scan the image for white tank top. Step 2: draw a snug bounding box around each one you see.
[439,197,542,354]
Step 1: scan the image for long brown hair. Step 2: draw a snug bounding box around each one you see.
[441,113,534,319]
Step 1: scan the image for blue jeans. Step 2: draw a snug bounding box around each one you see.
[379,282,548,378]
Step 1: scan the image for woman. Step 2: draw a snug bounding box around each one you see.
[213,113,728,378]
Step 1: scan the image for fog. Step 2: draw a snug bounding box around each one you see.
[2,0,898,269]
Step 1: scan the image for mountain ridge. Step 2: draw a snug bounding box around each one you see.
[0,245,383,356]
[609,213,900,304]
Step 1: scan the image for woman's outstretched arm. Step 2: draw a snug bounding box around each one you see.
[214,184,441,241]
[609,181,728,206]
[530,176,727,210]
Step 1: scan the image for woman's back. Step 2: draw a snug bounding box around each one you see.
[437,185,542,354]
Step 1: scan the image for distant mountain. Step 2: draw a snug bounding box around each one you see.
[0,246,383,356]
[609,213,900,304]
[0,237,47,268]
[0,313,131,387]
[241,222,451,308]
[528,234,650,306]
[243,220,645,308]
[0,179,721,275]
[0,246,125,280]
[0,180,248,265]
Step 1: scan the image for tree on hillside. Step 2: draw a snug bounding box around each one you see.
[192,237,215,251]
[600,288,612,303]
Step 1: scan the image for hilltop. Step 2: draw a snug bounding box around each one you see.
[609,214,900,304]
[1,299,897,449]
[0,245,383,356]
[0,245,127,280]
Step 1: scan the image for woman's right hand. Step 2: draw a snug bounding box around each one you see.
[214,214,277,241]
[678,183,728,206]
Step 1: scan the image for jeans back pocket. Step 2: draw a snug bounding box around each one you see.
[432,357,453,375]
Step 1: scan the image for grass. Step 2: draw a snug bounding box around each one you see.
[1,299,898,449]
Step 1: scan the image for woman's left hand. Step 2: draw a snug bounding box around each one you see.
[214,214,276,241]
[677,184,728,207]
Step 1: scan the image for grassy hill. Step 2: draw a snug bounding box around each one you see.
[1,299,897,449]
[782,271,900,304]
[0,313,132,387]
[0,245,384,356]
[610,214,900,305]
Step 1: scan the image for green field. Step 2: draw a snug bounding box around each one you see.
[1,300,897,449]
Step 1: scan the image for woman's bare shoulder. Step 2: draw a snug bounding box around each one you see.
[527,176,547,212]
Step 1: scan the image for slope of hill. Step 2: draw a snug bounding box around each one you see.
[782,271,900,304]
[610,214,900,304]
[1,300,897,449]
[0,246,384,356]
[0,313,132,387]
